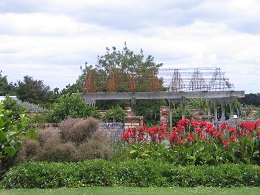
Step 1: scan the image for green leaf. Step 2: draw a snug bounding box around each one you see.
[0,130,6,142]
[130,150,137,154]
[14,141,22,150]
[4,147,16,156]
[0,118,4,127]
[141,153,150,157]
[26,130,37,139]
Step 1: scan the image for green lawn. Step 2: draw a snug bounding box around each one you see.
[0,187,260,195]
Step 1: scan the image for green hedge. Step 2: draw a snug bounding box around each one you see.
[1,159,260,188]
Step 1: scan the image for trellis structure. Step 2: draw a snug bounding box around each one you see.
[161,67,235,92]
[81,67,244,133]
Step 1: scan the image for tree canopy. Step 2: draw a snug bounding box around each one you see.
[239,93,260,107]
[0,71,16,96]
[16,76,55,107]
[46,93,100,123]
[83,42,164,93]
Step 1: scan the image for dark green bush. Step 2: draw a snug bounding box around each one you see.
[2,96,26,120]
[45,93,100,123]
[101,105,126,122]
[2,160,260,189]
[115,160,167,187]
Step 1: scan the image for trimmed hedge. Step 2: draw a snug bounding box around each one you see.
[1,159,260,188]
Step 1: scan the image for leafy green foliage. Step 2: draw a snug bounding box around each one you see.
[102,105,126,122]
[137,99,166,126]
[0,102,36,175]
[2,96,26,120]
[171,105,192,126]
[46,93,100,123]
[2,160,260,188]
[81,43,165,123]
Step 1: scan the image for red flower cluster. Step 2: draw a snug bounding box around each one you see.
[239,120,260,136]
[169,119,260,148]
[121,125,166,144]
[147,125,166,143]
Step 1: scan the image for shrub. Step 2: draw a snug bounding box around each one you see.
[18,101,47,113]
[14,117,112,163]
[102,105,126,122]
[14,136,40,163]
[0,102,36,177]
[36,141,79,162]
[2,96,26,120]
[36,127,60,147]
[45,93,100,123]
[172,106,192,126]
[78,130,112,160]
[59,117,99,145]
[2,160,260,189]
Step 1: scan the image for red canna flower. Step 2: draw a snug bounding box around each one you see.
[201,136,207,141]
[186,134,193,142]
[148,127,155,136]
[195,127,203,136]
[230,135,237,142]
[220,122,227,130]
[205,123,216,134]
[175,139,185,145]
[229,127,236,133]
[222,139,229,145]
[213,131,223,138]
[191,120,200,128]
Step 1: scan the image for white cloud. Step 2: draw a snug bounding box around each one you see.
[0,0,259,93]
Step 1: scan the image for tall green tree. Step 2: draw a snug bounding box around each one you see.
[85,42,164,92]
[16,76,54,107]
[0,71,16,96]
[83,43,166,125]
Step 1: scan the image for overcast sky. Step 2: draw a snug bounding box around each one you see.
[0,0,259,93]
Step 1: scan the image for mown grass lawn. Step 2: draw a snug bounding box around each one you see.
[0,187,260,195]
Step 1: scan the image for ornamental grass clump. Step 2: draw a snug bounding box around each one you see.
[36,127,60,147]
[14,117,112,163]
[14,136,40,163]
[59,117,99,145]
[36,137,79,162]
[78,130,112,160]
